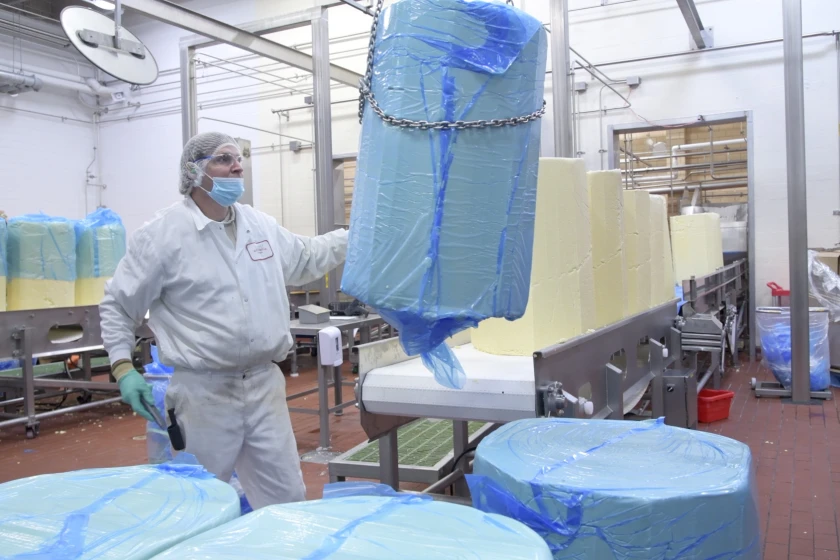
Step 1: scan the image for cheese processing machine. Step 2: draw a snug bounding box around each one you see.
[330,298,708,493]
[677,258,749,392]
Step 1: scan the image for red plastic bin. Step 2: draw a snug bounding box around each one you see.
[697,389,735,423]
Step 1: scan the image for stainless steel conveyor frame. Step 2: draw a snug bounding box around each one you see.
[0,305,152,438]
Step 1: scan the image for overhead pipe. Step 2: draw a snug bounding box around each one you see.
[0,69,42,92]
[643,180,747,194]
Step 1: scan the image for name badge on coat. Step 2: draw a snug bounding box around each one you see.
[246,240,274,261]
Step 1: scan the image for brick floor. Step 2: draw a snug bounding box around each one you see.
[700,358,840,559]
[1,353,839,558]
[0,354,369,500]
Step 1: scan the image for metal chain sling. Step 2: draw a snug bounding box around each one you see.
[357,0,545,131]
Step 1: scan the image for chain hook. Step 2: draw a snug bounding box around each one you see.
[358,0,545,131]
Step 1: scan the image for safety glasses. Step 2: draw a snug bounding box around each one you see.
[195,153,243,167]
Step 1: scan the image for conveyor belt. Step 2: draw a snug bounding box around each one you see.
[346,419,485,467]
[361,344,535,423]
[0,357,110,379]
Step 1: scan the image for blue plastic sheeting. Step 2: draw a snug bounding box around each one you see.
[0,463,240,560]
[151,482,552,559]
[756,306,830,391]
[341,0,547,390]
[469,418,761,559]
[74,208,126,279]
[7,214,76,281]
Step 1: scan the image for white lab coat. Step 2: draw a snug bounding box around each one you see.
[100,196,347,507]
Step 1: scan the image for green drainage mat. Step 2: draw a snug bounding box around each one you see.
[346,419,485,467]
[0,357,110,379]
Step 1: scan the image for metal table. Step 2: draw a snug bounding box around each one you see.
[287,314,391,452]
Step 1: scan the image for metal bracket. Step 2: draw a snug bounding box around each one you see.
[541,381,566,417]
[77,29,145,58]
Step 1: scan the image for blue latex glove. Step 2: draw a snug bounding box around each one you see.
[118,370,156,423]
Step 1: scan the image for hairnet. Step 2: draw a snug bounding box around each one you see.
[179,132,240,195]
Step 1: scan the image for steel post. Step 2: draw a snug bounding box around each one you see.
[549,0,573,157]
[782,0,811,404]
[311,9,339,305]
[179,45,196,144]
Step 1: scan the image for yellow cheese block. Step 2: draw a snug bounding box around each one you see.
[75,276,111,306]
[587,170,627,328]
[670,213,724,282]
[0,276,6,312]
[624,190,651,316]
[649,195,675,305]
[472,158,595,356]
[7,278,75,311]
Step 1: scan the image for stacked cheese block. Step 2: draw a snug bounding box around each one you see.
[7,214,76,311]
[650,195,675,305]
[623,189,652,315]
[472,158,595,355]
[473,163,687,356]
[0,464,240,559]
[0,219,6,312]
[588,171,627,328]
[670,213,724,281]
[75,208,127,306]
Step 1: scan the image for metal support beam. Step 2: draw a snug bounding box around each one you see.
[676,0,710,49]
[312,9,339,305]
[122,0,362,88]
[782,0,810,404]
[180,46,197,144]
[549,0,573,157]
[338,0,373,16]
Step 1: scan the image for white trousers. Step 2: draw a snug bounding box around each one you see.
[165,363,306,509]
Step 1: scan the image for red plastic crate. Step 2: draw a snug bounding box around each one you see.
[697,389,735,423]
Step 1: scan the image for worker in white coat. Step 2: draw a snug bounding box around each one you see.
[100,132,347,509]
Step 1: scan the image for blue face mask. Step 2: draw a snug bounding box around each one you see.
[200,177,244,207]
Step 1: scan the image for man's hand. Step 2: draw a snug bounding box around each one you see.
[117,370,156,423]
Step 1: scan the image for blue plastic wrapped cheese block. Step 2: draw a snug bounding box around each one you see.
[0,463,240,559]
[152,489,552,559]
[75,208,127,305]
[342,0,547,390]
[470,418,761,559]
[7,213,76,310]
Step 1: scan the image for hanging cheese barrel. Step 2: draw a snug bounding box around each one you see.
[342,0,548,389]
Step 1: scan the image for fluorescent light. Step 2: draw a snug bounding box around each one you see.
[83,0,116,10]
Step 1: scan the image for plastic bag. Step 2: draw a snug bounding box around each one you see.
[470,418,760,559]
[341,0,547,390]
[756,306,830,391]
[808,250,840,320]
[74,208,126,280]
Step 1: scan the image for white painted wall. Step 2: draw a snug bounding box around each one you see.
[97,0,369,235]
[0,37,97,220]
